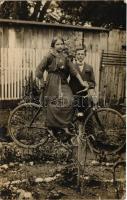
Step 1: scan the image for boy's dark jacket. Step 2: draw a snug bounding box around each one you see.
[69,62,96,94]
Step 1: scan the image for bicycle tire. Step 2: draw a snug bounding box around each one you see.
[8,103,48,149]
[84,108,126,154]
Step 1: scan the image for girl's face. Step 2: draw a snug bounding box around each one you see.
[54,39,64,53]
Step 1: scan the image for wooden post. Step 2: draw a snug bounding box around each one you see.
[77,121,87,194]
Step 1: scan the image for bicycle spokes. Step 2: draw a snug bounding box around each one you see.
[85,108,125,154]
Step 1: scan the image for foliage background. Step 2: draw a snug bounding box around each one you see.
[0,0,126,29]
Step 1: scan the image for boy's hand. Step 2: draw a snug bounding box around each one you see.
[89,89,95,96]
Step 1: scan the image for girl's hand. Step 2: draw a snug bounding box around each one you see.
[81,81,89,88]
[76,73,89,88]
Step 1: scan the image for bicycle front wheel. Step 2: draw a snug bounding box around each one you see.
[8,103,48,148]
[84,108,126,154]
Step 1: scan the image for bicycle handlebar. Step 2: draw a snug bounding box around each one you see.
[76,87,89,95]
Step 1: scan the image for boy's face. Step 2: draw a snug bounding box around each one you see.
[76,49,86,63]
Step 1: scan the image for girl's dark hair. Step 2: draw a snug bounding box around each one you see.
[51,37,65,48]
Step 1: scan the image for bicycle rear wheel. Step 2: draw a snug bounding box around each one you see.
[84,108,126,154]
[8,103,48,148]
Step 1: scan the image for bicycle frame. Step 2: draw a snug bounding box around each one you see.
[28,105,43,127]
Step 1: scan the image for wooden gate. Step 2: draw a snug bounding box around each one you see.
[99,50,126,105]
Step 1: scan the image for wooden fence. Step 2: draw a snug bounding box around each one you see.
[0,47,101,100]
[0,20,126,102]
[99,51,126,104]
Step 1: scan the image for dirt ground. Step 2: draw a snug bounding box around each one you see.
[0,109,126,199]
[0,140,125,200]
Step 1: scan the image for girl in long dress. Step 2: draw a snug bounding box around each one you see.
[35,37,87,140]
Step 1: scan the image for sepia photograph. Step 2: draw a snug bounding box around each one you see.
[0,0,126,199]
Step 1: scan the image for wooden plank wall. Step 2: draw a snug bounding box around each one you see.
[0,24,126,101]
[99,51,126,104]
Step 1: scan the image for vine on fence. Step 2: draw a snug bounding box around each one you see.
[21,71,40,104]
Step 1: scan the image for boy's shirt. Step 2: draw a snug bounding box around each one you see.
[69,62,96,95]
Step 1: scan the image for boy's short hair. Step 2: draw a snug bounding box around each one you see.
[75,46,87,54]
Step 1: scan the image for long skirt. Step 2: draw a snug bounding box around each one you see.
[45,73,74,128]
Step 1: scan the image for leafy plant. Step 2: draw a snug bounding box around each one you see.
[22,71,40,104]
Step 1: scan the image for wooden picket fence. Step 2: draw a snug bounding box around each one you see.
[0,47,101,100]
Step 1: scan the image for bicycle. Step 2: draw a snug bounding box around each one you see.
[8,87,125,156]
[8,87,126,193]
